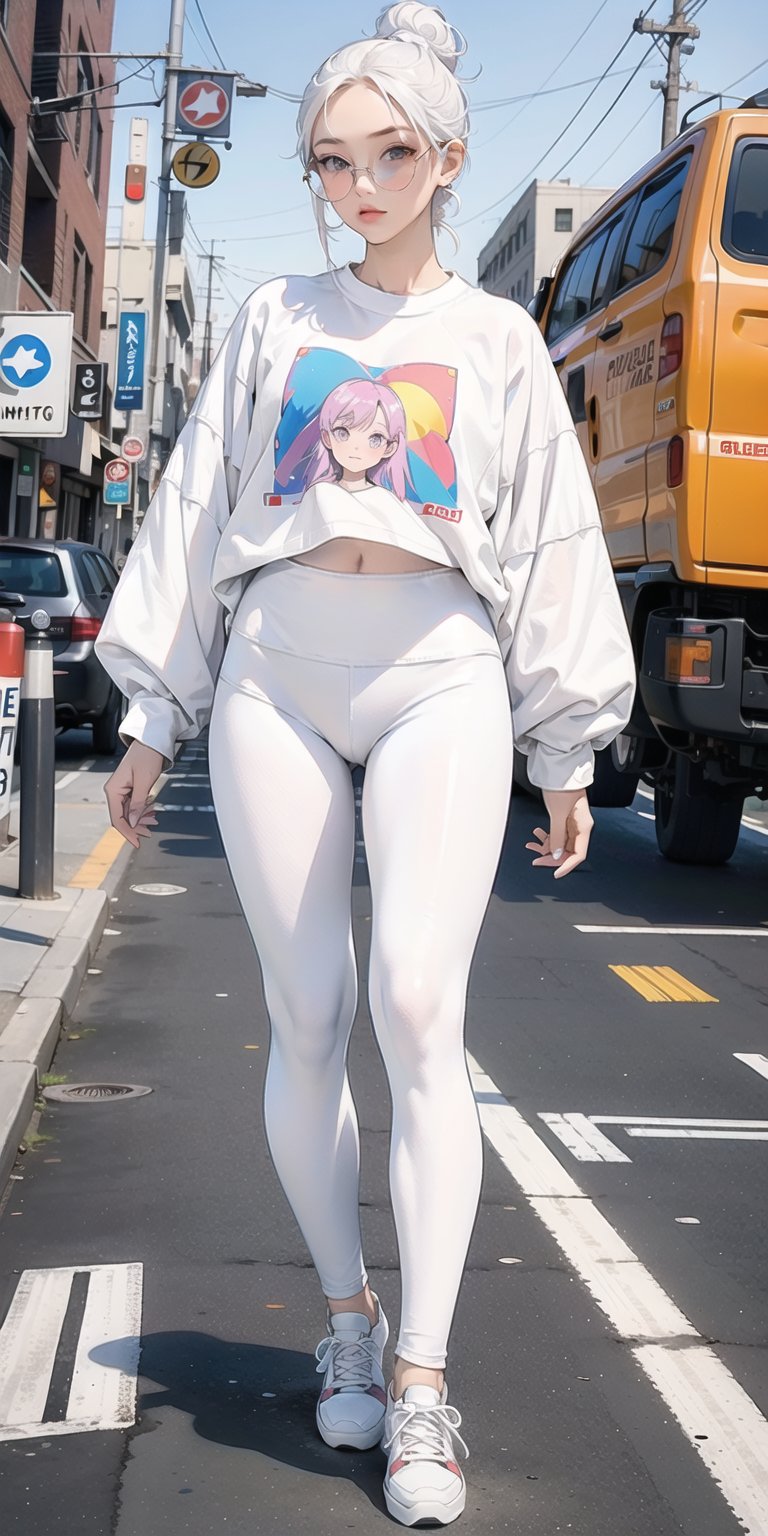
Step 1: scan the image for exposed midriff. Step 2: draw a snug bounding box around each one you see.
[289,537,446,573]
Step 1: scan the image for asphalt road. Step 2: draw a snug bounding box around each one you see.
[0,730,767,1535]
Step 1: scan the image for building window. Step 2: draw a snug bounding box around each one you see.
[74,41,94,159]
[71,233,93,342]
[555,207,573,232]
[0,114,12,265]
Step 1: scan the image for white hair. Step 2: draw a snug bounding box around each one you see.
[296,4,471,266]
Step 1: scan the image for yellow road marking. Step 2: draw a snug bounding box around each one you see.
[69,827,127,889]
[610,964,718,1003]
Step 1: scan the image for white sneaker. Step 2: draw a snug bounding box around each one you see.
[381,1381,469,1527]
[314,1293,389,1450]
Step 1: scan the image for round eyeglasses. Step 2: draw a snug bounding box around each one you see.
[303,141,452,203]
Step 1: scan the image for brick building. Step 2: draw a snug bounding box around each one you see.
[0,0,116,543]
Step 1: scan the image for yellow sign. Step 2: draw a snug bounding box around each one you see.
[171,141,221,189]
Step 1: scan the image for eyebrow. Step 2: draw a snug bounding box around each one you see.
[313,127,414,149]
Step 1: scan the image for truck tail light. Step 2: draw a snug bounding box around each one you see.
[659,313,683,379]
[71,615,102,641]
[667,435,684,486]
[665,636,712,684]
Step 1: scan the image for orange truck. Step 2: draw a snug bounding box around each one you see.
[532,89,768,865]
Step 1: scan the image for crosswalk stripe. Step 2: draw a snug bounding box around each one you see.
[0,1263,142,1441]
[610,964,718,1002]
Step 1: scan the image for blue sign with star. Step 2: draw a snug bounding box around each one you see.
[0,333,52,388]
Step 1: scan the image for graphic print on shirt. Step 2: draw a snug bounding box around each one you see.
[263,347,462,522]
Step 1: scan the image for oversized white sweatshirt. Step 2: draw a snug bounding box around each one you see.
[95,261,636,790]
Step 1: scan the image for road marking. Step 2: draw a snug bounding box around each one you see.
[609,964,718,1002]
[734,1053,768,1084]
[69,827,127,888]
[469,1053,768,1533]
[538,1112,630,1162]
[593,1115,768,1127]
[628,1128,768,1141]
[577,924,768,937]
[0,1263,142,1441]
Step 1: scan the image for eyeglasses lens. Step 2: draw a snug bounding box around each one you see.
[307,148,423,202]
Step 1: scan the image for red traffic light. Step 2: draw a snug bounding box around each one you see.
[125,163,146,202]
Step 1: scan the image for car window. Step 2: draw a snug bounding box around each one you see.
[615,156,690,292]
[94,553,118,592]
[592,211,630,307]
[723,139,768,262]
[0,549,67,596]
[79,551,109,596]
[545,229,609,344]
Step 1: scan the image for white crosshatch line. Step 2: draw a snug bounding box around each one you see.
[538,1113,768,1161]
[0,1263,142,1441]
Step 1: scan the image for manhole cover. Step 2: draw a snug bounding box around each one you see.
[41,1083,153,1104]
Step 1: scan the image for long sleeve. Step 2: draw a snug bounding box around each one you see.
[95,299,259,771]
[491,313,636,792]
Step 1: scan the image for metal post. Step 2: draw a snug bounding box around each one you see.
[202,240,216,382]
[18,619,57,901]
[0,610,25,852]
[147,0,186,483]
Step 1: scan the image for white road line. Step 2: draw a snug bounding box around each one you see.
[0,1263,142,1441]
[154,804,216,812]
[575,924,768,936]
[538,1112,630,1162]
[469,1052,768,1534]
[734,1053,768,1084]
[592,1116,768,1128]
[628,1128,768,1141]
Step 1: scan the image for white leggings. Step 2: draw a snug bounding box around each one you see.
[208,557,514,1368]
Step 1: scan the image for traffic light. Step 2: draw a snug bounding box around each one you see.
[124,163,146,202]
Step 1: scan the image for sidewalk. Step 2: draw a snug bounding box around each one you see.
[0,755,139,1195]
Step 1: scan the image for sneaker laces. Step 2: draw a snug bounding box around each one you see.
[381,1398,470,1464]
[315,1332,381,1390]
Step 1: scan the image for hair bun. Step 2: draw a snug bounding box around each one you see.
[374,4,465,74]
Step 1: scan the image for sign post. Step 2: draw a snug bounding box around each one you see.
[115,312,147,412]
[104,458,131,505]
[0,313,73,437]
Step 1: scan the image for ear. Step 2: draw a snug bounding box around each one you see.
[439,139,465,187]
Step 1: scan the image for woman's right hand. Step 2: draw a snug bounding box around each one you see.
[104,739,166,849]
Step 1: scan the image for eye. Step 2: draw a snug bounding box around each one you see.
[331,426,349,442]
[382,144,415,164]
[368,433,386,449]
[318,154,350,174]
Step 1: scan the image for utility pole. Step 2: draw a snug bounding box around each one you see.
[202,241,216,382]
[147,0,185,489]
[634,3,700,147]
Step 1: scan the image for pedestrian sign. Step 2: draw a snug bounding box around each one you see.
[175,71,233,138]
[0,312,73,437]
[172,141,221,189]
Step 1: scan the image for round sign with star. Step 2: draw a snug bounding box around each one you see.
[177,78,230,131]
[0,333,52,388]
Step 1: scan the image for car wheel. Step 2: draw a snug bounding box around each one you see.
[653,753,744,865]
[92,689,122,755]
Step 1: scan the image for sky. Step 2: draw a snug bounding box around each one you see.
[106,0,768,344]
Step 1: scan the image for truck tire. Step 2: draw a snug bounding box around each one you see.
[653,754,744,865]
[590,739,640,808]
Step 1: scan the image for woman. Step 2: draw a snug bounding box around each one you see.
[97,4,636,1525]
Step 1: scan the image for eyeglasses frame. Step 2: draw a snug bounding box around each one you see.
[302,138,457,201]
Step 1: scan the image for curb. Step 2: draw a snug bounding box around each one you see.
[0,886,109,1191]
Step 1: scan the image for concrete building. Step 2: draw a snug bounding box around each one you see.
[0,0,116,542]
[477,179,615,308]
[100,176,196,528]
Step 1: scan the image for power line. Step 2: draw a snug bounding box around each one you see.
[474,0,612,149]
[186,14,220,70]
[191,0,227,70]
[551,42,656,178]
[584,95,657,181]
[457,8,658,229]
[472,65,656,121]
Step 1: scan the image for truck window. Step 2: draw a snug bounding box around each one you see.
[545,228,610,344]
[592,211,631,308]
[723,139,768,262]
[615,156,690,292]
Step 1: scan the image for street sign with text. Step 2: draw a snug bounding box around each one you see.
[114,312,146,411]
[0,312,73,437]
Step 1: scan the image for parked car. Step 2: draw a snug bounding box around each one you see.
[0,538,125,754]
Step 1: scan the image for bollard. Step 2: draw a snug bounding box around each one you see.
[18,610,58,901]
[0,607,25,851]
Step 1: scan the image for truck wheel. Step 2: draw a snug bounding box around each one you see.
[92,689,122,756]
[590,739,640,808]
[653,754,744,865]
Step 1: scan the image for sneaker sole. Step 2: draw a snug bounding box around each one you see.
[383,1477,466,1527]
[316,1407,387,1451]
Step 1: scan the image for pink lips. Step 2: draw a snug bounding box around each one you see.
[358,208,385,220]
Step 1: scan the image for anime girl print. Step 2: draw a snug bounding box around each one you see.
[264,347,462,522]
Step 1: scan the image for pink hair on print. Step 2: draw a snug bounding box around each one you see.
[304,379,411,501]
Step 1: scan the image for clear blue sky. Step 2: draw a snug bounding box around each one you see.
[107,0,768,340]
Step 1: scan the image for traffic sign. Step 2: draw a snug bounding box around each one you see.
[175,71,233,138]
[105,481,130,505]
[172,142,221,189]
[105,458,130,484]
[121,435,146,462]
[0,312,73,437]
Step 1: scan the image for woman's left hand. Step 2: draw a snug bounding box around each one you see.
[525,788,594,879]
